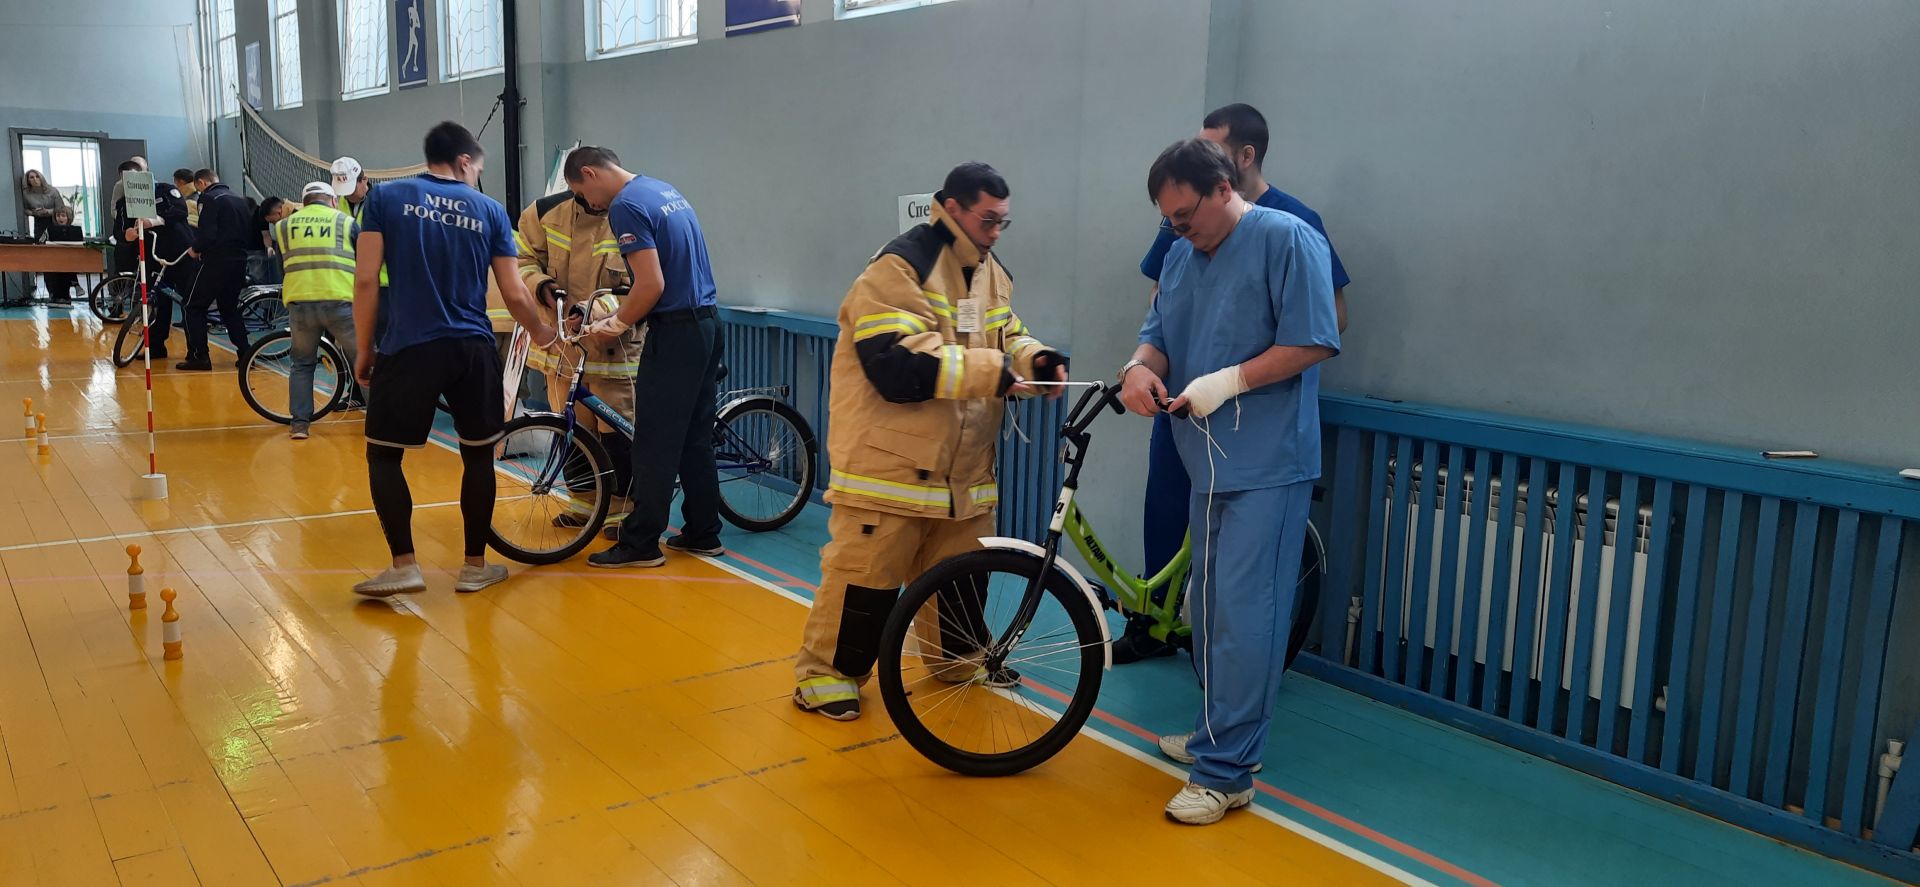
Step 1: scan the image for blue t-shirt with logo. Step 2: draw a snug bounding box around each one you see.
[607,175,717,314]
[359,173,515,354]
[1141,184,1350,290]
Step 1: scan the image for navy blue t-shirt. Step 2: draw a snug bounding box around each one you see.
[1141,185,1350,290]
[607,175,717,314]
[359,173,515,355]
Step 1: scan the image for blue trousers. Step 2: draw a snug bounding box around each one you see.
[287,301,356,424]
[1184,480,1313,793]
[1143,411,1192,580]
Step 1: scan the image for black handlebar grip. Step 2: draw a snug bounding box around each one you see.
[612,285,632,297]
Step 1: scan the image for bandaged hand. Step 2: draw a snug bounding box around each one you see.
[1175,366,1247,418]
[583,314,633,339]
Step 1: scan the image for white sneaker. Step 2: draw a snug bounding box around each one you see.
[1158,733,1262,773]
[454,563,509,593]
[352,564,426,598]
[1164,783,1254,825]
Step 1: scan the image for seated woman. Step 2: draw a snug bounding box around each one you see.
[37,207,81,305]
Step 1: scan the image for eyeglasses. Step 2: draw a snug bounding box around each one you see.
[1164,189,1214,236]
[967,208,1013,232]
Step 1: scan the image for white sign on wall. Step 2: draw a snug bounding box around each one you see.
[897,193,934,232]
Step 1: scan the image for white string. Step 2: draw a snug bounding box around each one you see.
[1191,407,1229,748]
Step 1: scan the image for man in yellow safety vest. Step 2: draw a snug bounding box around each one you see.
[273,181,361,440]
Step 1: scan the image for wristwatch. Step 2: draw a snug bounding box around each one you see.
[1117,359,1148,382]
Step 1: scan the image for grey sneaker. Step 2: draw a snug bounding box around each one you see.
[353,564,426,598]
[1158,732,1262,773]
[454,563,509,593]
[289,424,309,440]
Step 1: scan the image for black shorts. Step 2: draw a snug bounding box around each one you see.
[365,336,504,449]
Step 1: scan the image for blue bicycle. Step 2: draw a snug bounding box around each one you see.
[486,290,818,564]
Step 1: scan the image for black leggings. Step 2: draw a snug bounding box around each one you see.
[367,442,496,558]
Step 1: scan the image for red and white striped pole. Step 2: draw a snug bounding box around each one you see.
[134,228,167,500]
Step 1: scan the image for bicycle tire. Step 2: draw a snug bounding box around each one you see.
[238,288,288,332]
[90,274,137,323]
[238,329,348,424]
[487,414,614,565]
[713,396,818,532]
[111,311,150,368]
[877,548,1107,777]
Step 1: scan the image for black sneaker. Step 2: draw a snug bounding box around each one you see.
[665,535,725,557]
[793,688,860,721]
[1112,616,1177,665]
[174,357,212,371]
[587,544,665,569]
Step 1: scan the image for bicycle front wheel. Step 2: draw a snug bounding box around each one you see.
[713,396,817,532]
[488,414,614,564]
[111,311,150,368]
[239,329,347,424]
[877,548,1107,777]
[90,274,136,323]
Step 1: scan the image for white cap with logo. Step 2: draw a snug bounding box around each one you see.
[302,181,333,199]
[329,157,364,196]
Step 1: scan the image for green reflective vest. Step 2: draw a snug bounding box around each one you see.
[273,204,358,303]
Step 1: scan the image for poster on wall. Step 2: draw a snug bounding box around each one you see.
[727,0,800,37]
[245,42,262,109]
[397,0,428,89]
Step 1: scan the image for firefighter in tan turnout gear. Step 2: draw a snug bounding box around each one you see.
[516,190,644,530]
[795,163,1068,720]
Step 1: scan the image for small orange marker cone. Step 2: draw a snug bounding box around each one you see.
[160,588,182,660]
[127,544,146,610]
[35,413,49,456]
[22,397,33,436]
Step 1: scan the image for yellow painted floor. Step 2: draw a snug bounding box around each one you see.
[0,310,1398,885]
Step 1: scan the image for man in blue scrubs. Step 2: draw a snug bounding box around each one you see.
[1118,103,1352,664]
[1119,138,1340,824]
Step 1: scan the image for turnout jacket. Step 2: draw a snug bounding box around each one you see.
[515,192,641,393]
[825,201,1061,520]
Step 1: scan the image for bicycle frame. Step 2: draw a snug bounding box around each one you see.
[1060,503,1194,643]
[518,293,794,495]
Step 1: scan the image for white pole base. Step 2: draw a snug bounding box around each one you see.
[134,473,169,501]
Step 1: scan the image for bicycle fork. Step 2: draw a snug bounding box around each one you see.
[983,482,1077,672]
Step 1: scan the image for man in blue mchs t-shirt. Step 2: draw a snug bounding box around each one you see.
[349,121,556,599]
[1120,103,1355,665]
[563,147,725,570]
[1120,137,1339,825]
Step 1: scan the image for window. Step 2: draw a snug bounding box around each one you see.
[215,0,238,117]
[589,0,698,59]
[271,0,303,108]
[339,0,391,99]
[441,0,503,81]
[838,0,956,20]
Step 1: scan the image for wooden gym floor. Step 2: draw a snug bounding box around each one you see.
[0,306,1892,886]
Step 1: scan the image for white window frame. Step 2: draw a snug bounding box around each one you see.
[271,0,304,108]
[837,0,957,21]
[587,0,699,61]
[440,0,504,82]
[215,0,238,117]
[339,0,391,100]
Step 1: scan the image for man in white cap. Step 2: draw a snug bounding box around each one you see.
[332,157,388,335]
[272,182,361,439]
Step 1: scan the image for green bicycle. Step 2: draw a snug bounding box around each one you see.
[874,380,1323,776]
